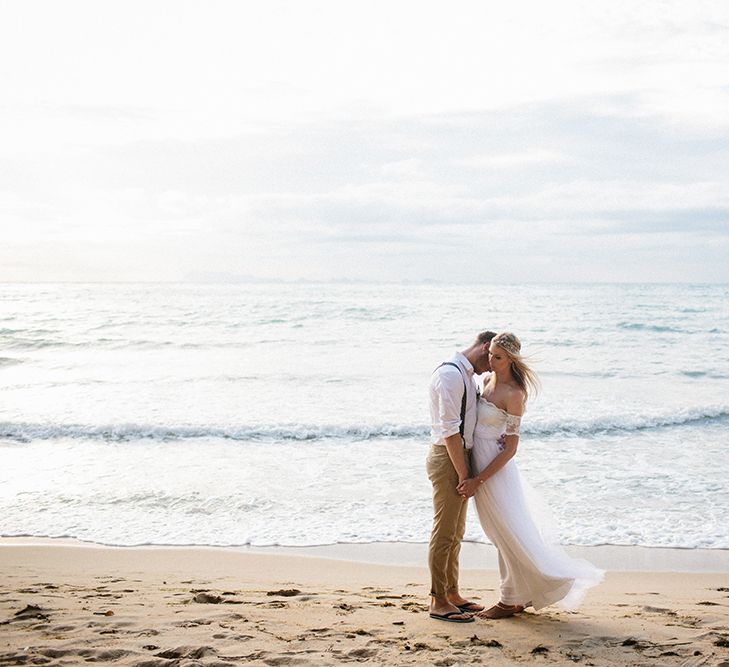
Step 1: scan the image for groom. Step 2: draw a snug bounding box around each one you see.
[427,330,496,622]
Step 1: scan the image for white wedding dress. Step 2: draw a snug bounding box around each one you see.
[471,398,603,610]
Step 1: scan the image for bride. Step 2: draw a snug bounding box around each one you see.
[457,332,603,619]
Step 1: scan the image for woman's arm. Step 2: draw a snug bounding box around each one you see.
[458,392,524,498]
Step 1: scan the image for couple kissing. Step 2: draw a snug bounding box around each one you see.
[427,330,603,623]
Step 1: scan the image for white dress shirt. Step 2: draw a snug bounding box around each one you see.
[429,351,479,449]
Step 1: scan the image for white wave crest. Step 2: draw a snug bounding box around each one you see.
[1,405,728,444]
[0,421,428,443]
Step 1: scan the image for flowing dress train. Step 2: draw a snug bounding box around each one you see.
[471,399,603,610]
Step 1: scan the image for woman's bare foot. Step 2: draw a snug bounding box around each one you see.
[477,602,525,619]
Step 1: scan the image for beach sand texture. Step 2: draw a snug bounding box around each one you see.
[1,544,729,666]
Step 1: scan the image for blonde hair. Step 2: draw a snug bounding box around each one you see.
[492,332,540,401]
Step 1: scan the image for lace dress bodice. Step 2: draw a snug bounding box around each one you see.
[475,398,521,439]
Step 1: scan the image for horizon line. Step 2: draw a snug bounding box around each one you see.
[1,280,727,287]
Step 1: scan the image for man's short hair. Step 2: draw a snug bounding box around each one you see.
[474,330,497,345]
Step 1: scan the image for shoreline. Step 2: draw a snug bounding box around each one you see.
[2,536,729,572]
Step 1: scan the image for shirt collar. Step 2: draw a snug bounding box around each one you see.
[453,351,475,376]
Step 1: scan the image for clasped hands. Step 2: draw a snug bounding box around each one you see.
[457,433,506,499]
[457,477,480,498]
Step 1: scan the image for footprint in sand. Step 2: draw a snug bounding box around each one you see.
[88,649,134,661]
[368,638,399,648]
[450,636,502,649]
[344,648,377,660]
[173,618,213,627]
[136,629,160,637]
[36,647,133,662]
[264,600,289,609]
[154,645,217,659]
[266,589,301,597]
[334,603,355,614]
[262,657,307,666]
[7,604,50,623]
[642,605,677,616]
[192,592,222,604]
[229,650,266,662]
[50,624,76,632]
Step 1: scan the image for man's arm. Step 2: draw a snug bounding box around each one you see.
[431,370,470,483]
[444,432,470,482]
[431,371,463,442]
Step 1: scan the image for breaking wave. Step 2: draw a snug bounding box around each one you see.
[2,406,728,443]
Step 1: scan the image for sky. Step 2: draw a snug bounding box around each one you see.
[1,0,728,283]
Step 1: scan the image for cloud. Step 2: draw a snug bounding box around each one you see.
[454,150,571,169]
[1,0,728,282]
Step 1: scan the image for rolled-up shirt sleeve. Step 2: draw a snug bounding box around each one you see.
[430,370,465,443]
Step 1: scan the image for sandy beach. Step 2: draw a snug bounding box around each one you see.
[1,540,728,666]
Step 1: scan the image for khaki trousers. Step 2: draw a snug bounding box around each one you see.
[426,443,470,598]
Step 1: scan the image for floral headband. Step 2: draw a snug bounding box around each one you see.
[493,333,521,357]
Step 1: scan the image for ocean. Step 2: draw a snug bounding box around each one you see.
[1,282,727,550]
